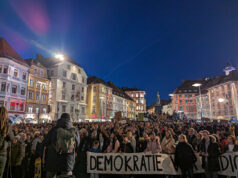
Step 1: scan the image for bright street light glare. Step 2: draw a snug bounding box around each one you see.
[218,98,225,103]
[192,83,202,87]
[54,54,64,61]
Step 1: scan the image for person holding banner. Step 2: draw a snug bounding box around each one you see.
[175,134,197,178]
[161,131,175,154]
[224,135,238,153]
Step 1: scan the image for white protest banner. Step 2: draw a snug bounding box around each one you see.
[218,152,238,177]
[87,152,204,175]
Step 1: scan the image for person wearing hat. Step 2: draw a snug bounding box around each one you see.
[41,113,80,178]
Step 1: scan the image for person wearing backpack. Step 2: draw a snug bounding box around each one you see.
[0,106,14,178]
[41,113,80,178]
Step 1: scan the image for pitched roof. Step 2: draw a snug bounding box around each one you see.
[173,70,238,95]
[35,54,82,68]
[122,86,144,92]
[25,58,47,69]
[108,81,134,101]
[87,76,110,87]
[0,37,28,66]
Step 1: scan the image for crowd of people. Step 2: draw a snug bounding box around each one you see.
[1,105,238,178]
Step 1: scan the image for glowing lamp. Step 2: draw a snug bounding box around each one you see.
[54,54,64,61]
[218,98,225,103]
[192,83,202,87]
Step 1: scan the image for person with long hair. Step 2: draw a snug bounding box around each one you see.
[0,106,14,177]
[175,134,197,178]
[224,135,238,153]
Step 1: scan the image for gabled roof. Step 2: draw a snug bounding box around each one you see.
[0,37,28,67]
[122,86,144,92]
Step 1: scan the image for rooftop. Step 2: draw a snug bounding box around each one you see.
[0,37,28,67]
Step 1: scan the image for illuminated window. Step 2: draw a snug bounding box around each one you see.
[36,108,39,114]
[28,106,33,113]
[43,108,47,114]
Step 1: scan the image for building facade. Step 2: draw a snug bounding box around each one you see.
[171,80,200,119]
[0,38,29,122]
[86,76,113,120]
[122,87,146,116]
[195,70,238,120]
[36,54,87,121]
[25,59,50,122]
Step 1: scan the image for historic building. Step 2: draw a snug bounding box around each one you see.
[25,59,50,122]
[86,76,113,120]
[36,54,87,121]
[122,87,146,116]
[171,80,201,119]
[108,82,129,118]
[0,38,29,122]
[195,65,238,120]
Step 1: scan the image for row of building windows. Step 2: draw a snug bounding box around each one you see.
[1,82,26,95]
[29,79,47,89]
[0,65,27,80]
[61,105,85,114]
[28,106,47,114]
[28,91,47,101]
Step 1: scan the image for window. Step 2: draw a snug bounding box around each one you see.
[43,108,47,114]
[36,82,40,89]
[140,99,144,104]
[20,104,24,111]
[140,93,144,97]
[12,85,17,94]
[22,72,26,80]
[40,70,43,77]
[42,84,46,90]
[131,94,134,97]
[1,83,6,92]
[0,65,2,73]
[62,92,65,100]
[82,77,85,83]
[186,106,189,110]
[70,106,74,113]
[51,70,54,76]
[71,94,75,101]
[93,96,96,102]
[71,73,77,80]
[72,84,75,90]
[36,108,39,114]
[30,79,34,87]
[28,92,33,100]
[93,86,97,92]
[10,102,15,110]
[63,70,67,77]
[3,66,8,74]
[42,94,46,102]
[185,100,188,103]
[36,93,40,101]
[92,105,96,113]
[190,100,193,103]
[28,106,33,113]
[34,68,37,74]
[67,65,71,70]
[82,107,85,114]
[13,69,18,77]
[82,87,84,93]
[136,93,138,97]
[78,68,81,73]
[81,96,84,101]
[62,82,66,88]
[179,100,182,104]
[179,106,183,110]
[21,87,25,95]
[62,105,66,112]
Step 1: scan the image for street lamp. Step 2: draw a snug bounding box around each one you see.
[54,53,64,61]
[218,97,230,120]
[192,83,202,119]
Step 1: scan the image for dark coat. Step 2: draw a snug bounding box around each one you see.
[120,142,133,153]
[187,135,197,150]
[42,117,80,172]
[175,142,197,170]
[200,139,221,171]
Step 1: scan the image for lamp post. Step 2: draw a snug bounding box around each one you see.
[218,98,230,120]
[192,83,202,119]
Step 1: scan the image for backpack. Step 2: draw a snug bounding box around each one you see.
[56,127,76,154]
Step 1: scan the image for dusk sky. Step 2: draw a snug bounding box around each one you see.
[1,0,238,105]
